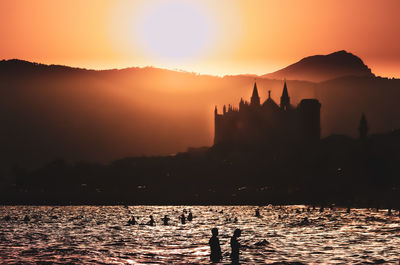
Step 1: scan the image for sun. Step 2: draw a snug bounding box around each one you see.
[134,1,215,61]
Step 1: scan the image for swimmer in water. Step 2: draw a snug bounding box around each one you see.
[180,213,186,224]
[187,211,193,221]
[148,215,155,226]
[161,215,170,225]
[128,215,136,225]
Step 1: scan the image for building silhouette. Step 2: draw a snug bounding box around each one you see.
[214,81,321,146]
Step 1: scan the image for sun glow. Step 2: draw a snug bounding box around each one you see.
[133,1,216,62]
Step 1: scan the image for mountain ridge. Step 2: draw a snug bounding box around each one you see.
[0,50,380,82]
[262,50,374,82]
[0,52,399,171]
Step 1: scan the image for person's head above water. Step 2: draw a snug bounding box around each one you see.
[233,228,242,238]
[211,228,219,236]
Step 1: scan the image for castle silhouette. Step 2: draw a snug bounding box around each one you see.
[214,81,321,146]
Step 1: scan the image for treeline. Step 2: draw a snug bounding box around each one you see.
[1,132,400,208]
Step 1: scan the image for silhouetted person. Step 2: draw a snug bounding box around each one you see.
[230,229,242,263]
[300,217,309,225]
[320,207,324,213]
[388,208,392,216]
[161,215,170,225]
[128,215,136,225]
[234,217,238,223]
[180,213,186,224]
[148,215,155,226]
[24,215,30,222]
[188,211,193,221]
[347,207,351,214]
[209,228,222,262]
[255,209,261,218]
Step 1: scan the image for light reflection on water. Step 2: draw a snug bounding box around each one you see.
[0,205,399,264]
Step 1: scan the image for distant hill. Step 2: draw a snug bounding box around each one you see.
[262,50,374,82]
[0,55,399,172]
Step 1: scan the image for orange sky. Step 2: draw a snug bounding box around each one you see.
[0,0,399,77]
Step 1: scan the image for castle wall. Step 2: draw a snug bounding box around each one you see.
[214,83,321,147]
[297,99,321,142]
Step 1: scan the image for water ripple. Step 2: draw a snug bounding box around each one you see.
[0,206,399,264]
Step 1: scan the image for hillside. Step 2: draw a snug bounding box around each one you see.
[262,50,374,82]
[0,55,399,171]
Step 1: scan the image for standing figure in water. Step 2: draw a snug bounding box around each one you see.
[255,208,261,218]
[128,215,136,225]
[180,213,186,224]
[209,228,222,262]
[187,211,193,221]
[161,215,170,225]
[230,229,242,263]
[148,215,155,226]
[23,215,30,222]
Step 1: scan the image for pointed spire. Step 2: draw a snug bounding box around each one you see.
[268,90,271,99]
[282,80,289,98]
[214,106,218,115]
[280,79,290,110]
[239,97,244,110]
[252,82,259,98]
[251,81,260,106]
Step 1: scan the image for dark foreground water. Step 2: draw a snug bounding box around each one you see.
[0,205,399,264]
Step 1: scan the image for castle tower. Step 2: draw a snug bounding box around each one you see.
[214,106,219,144]
[280,80,290,111]
[239,97,245,110]
[358,113,369,140]
[298,99,321,142]
[251,82,260,106]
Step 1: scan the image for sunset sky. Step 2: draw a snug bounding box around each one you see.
[1,0,399,77]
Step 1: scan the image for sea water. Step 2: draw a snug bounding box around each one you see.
[0,205,399,264]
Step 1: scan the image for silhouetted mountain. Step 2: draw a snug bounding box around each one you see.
[262,50,374,82]
[0,56,399,172]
